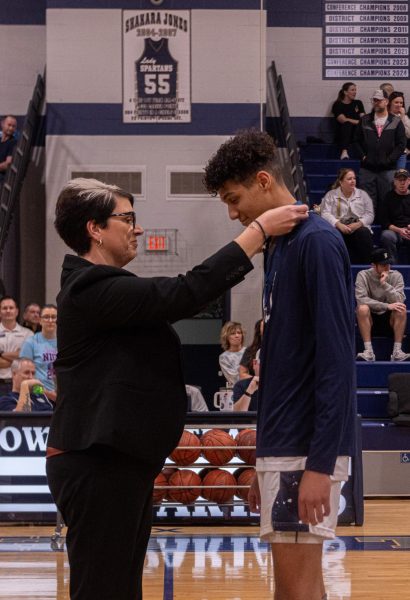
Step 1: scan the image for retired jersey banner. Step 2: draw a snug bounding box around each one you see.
[122,10,191,123]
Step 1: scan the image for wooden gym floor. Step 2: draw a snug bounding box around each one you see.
[0,499,409,599]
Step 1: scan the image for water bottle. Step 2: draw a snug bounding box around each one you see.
[32,384,44,395]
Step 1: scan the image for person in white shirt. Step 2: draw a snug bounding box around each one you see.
[320,168,374,263]
[0,296,33,394]
[218,321,245,386]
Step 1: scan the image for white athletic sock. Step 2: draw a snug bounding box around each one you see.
[393,342,402,353]
[364,342,373,352]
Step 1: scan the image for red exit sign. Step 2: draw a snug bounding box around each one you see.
[145,235,169,252]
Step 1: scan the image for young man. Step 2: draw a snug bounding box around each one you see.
[0,296,33,395]
[204,130,356,600]
[379,168,410,263]
[356,248,409,362]
[355,89,406,222]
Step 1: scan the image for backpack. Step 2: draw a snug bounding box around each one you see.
[387,373,410,426]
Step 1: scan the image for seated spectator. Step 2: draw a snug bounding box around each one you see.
[379,168,410,263]
[22,302,42,333]
[356,248,410,362]
[0,115,17,187]
[0,358,54,411]
[233,350,259,411]
[239,318,263,379]
[0,296,33,395]
[355,89,406,222]
[19,304,57,402]
[388,92,410,169]
[320,168,374,263]
[332,82,365,160]
[185,384,208,412]
[218,321,245,386]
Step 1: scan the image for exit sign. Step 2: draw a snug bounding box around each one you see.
[145,234,169,252]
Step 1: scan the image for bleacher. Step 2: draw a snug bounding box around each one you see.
[300,141,410,421]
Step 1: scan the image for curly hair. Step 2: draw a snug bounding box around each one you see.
[203,129,282,195]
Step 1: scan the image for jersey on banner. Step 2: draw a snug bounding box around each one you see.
[123,10,191,123]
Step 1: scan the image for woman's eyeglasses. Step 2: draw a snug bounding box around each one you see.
[41,315,57,321]
[109,211,137,229]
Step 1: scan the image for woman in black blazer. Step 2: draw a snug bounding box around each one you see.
[46,177,307,600]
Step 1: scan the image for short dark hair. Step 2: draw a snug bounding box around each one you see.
[55,178,134,255]
[41,303,57,315]
[203,129,283,195]
[0,295,18,309]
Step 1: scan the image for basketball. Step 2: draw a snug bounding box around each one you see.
[235,428,256,465]
[167,469,201,504]
[235,468,255,502]
[152,471,168,504]
[202,469,237,504]
[201,429,236,465]
[170,430,201,466]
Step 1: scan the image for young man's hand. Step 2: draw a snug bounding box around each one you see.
[248,473,261,513]
[387,302,407,313]
[298,470,331,526]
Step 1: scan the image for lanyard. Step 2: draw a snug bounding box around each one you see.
[262,201,306,323]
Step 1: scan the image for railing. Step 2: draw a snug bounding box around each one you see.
[0,73,45,260]
[267,61,307,203]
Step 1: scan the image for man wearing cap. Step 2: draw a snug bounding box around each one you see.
[355,89,406,222]
[355,248,409,361]
[379,168,410,262]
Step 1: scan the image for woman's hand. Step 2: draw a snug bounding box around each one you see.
[335,221,351,235]
[257,204,309,238]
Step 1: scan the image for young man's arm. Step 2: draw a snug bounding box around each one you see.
[298,230,356,524]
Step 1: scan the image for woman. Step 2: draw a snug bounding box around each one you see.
[46,178,308,600]
[332,82,365,160]
[239,317,263,379]
[320,168,374,263]
[389,91,410,169]
[19,304,57,402]
[218,321,245,386]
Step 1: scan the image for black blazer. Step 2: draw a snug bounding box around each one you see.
[48,242,253,466]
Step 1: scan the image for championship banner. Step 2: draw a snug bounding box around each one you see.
[322,0,409,79]
[122,10,191,123]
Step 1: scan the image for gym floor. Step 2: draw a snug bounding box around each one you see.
[0,499,409,599]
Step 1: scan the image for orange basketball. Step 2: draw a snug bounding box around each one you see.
[235,429,256,465]
[153,472,168,504]
[235,468,255,502]
[201,429,236,465]
[170,430,201,466]
[167,469,201,504]
[202,469,236,504]
[161,467,178,499]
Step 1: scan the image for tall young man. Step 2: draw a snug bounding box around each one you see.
[204,130,356,600]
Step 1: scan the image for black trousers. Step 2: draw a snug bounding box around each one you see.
[342,226,374,264]
[47,446,162,600]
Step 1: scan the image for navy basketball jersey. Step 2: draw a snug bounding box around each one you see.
[135,38,178,119]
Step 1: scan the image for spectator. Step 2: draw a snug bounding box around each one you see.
[356,248,409,362]
[380,82,394,99]
[185,384,208,412]
[320,168,374,263]
[0,296,33,395]
[22,302,42,333]
[0,358,53,411]
[0,115,17,187]
[218,321,245,386]
[19,304,57,402]
[379,168,410,263]
[233,350,259,411]
[388,91,410,169]
[332,82,365,160]
[239,318,263,379]
[355,89,406,222]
